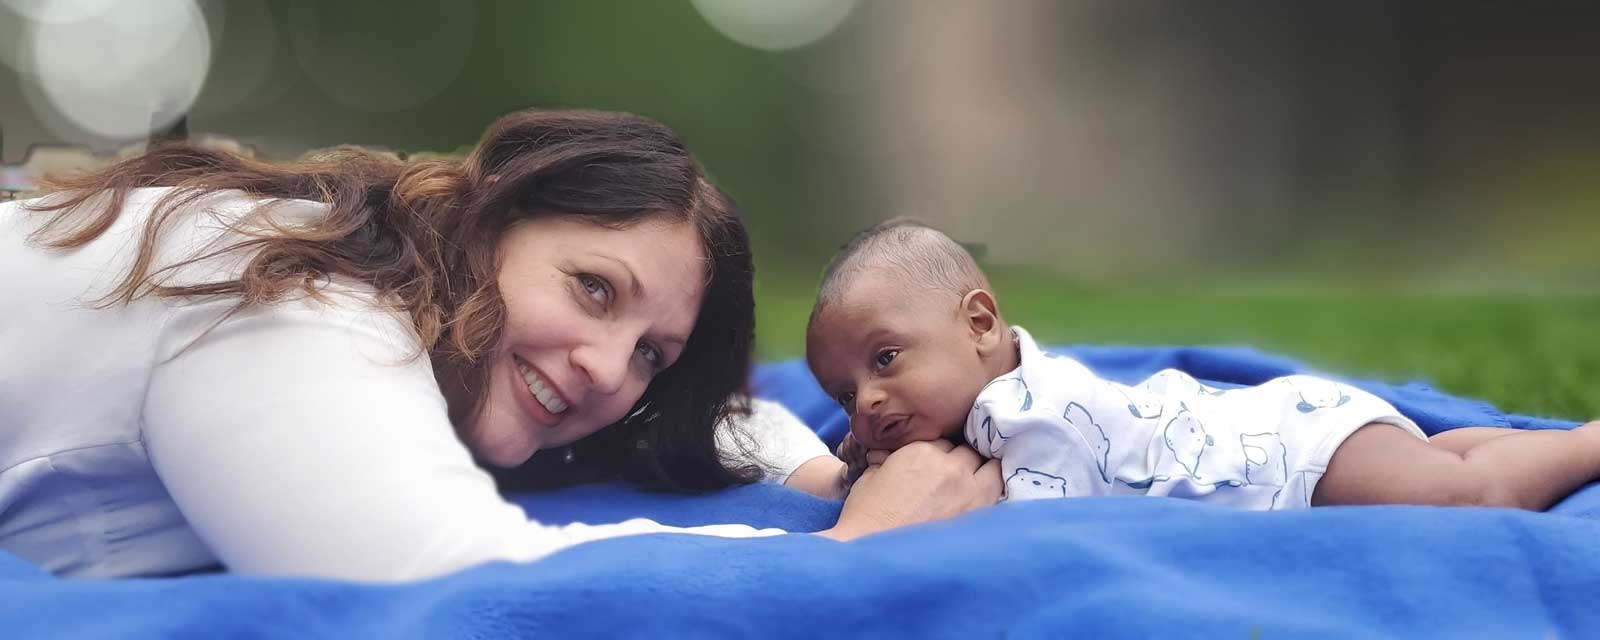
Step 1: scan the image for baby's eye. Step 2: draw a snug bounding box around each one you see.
[835,392,856,413]
[873,349,899,370]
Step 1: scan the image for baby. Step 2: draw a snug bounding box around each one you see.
[802,218,1600,509]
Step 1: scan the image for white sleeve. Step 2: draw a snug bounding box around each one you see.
[715,398,832,485]
[143,293,782,583]
[977,390,1109,502]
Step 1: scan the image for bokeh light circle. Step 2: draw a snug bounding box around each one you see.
[27,0,212,139]
[692,0,859,52]
[1,0,116,25]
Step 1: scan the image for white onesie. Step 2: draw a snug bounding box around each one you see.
[965,328,1426,510]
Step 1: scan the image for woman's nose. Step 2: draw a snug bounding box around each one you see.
[572,335,632,397]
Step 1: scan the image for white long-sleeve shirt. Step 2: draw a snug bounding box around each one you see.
[0,188,828,581]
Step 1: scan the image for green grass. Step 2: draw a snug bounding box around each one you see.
[754,268,1600,422]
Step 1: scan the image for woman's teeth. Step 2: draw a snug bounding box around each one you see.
[515,359,569,414]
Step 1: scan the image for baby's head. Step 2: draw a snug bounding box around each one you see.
[806,219,1019,451]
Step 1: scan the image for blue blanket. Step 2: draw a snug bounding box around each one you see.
[3,345,1597,638]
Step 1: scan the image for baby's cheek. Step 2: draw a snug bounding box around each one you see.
[940,391,983,434]
[847,418,875,444]
[917,410,962,442]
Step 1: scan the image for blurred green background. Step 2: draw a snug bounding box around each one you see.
[3,1,1596,419]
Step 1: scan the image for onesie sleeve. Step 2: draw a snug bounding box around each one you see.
[986,407,1111,501]
[716,398,833,485]
[142,292,783,583]
[968,371,1112,502]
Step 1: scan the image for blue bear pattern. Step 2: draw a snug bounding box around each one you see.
[1116,385,1164,420]
[981,416,1006,450]
[1062,402,1112,483]
[1144,369,1229,398]
[978,375,1032,412]
[1006,467,1069,500]
[1239,432,1288,487]
[1292,379,1350,413]
[1118,475,1170,490]
[1162,404,1213,479]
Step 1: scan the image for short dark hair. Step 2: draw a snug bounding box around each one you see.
[811,218,988,323]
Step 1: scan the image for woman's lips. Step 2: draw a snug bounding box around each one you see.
[509,356,564,428]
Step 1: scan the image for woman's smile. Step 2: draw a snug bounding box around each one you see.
[514,355,570,415]
[508,354,568,429]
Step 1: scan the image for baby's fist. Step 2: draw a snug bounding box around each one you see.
[836,432,870,486]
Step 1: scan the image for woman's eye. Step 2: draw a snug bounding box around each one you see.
[873,349,899,369]
[576,273,611,304]
[636,342,663,368]
[836,392,855,412]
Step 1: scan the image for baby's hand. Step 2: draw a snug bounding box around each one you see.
[836,433,870,487]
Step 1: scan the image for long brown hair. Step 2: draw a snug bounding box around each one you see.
[25,109,761,491]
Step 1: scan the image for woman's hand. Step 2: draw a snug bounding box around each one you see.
[815,439,1002,541]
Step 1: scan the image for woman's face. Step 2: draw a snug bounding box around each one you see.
[457,214,706,467]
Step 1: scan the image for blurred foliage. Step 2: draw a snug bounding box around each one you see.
[194,0,843,264]
[6,1,1594,418]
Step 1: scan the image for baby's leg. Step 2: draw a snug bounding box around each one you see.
[1429,426,1518,456]
[1313,421,1600,510]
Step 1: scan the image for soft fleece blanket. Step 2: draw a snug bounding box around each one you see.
[2,345,1596,638]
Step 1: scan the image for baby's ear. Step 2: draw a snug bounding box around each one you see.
[961,289,1003,348]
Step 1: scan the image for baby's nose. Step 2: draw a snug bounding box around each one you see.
[854,387,886,417]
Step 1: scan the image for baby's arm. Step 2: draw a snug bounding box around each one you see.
[969,363,1115,501]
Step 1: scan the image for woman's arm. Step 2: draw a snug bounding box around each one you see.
[718,398,845,497]
[782,432,876,500]
[143,291,783,582]
[783,456,850,499]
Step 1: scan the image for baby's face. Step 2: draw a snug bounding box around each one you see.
[806,271,992,451]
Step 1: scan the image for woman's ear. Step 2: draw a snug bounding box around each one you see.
[960,289,1005,354]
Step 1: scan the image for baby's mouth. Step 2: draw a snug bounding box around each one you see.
[876,415,910,445]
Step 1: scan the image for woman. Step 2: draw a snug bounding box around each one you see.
[0,109,1001,581]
